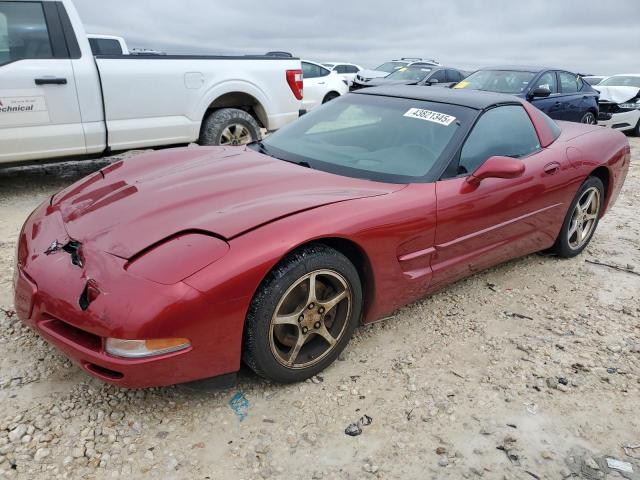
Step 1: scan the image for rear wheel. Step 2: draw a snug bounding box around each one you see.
[580,111,597,125]
[199,108,261,146]
[243,244,362,383]
[550,176,604,258]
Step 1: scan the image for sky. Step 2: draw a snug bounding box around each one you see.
[73,0,640,76]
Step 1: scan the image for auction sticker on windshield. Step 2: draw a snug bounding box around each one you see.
[403,108,456,126]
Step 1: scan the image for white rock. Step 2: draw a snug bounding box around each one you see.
[34,448,50,462]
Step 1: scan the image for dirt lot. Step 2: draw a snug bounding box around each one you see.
[0,139,639,480]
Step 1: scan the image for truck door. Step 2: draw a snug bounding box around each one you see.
[0,1,85,164]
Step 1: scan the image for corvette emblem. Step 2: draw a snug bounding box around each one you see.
[44,240,62,255]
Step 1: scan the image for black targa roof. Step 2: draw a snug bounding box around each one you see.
[354,85,522,110]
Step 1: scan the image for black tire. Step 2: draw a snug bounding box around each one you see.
[550,176,604,258]
[199,108,261,146]
[322,92,340,104]
[633,118,640,137]
[243,244,362,383]
[580,110,597,125]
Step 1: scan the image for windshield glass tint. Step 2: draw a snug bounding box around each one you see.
[599,76,640,88]
[258,94,471,183]
[458,70,536,94]
[387,66,432,81]
[376,62,407,73]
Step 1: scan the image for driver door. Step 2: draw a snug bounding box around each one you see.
[430,104,567,290]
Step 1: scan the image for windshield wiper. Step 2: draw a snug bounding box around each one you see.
[252,141,312,169]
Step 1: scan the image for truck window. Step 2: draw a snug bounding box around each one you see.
[89,38,123,55]
[0,1,53,66]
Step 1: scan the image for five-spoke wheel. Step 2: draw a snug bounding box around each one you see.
[243,244,362,383]
[551,176,604,258]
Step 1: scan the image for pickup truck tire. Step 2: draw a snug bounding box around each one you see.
[200,108,261,146]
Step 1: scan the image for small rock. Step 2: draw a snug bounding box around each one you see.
[8,425,27,443]
[166,457,178,470]
[607,344,622,353]
[438,456,449,467]
[34,448,50,462]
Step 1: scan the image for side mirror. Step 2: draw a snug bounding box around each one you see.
[466,156,525,186]
[530,87,551,99]
[427,78,439,85]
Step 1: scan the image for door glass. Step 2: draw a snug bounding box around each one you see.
[0,1,53,66]
[558,72,579,93]
[458,106,541,175]
[430,70,447,83]
[89,38,123,55]
[303,62,328,79]
[535,72,558,93]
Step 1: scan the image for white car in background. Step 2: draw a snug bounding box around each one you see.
[351,57,441,90]
[595,74,640,136]
[322,62,362,87]
[301,60,348,112]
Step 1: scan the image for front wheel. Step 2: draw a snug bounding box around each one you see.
[550,176,604,258]
[580,111,597,125]
[199,108,261,146]
[243,244,362,383]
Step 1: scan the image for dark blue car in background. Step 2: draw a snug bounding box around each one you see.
[454,66,599,124]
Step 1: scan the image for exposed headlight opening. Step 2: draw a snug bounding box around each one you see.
[105,338,191,358]
[619,100,640,110]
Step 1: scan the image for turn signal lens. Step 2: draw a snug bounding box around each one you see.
[105,338,191,358]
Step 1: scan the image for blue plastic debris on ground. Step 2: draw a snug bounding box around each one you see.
[229,391,249,421]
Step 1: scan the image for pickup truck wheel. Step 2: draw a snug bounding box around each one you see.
[200,108,261,146]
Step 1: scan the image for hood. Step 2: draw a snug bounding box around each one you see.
[594,85,640,104]
[52,147,400,258]
[357,69,391,81]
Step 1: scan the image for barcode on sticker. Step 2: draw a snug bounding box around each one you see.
[404,108,456,126]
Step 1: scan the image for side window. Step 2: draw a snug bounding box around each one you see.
[458,105,541,175]
[302,62,330,79]
[559,72,579,93]
[0,1,53,66]
[346,65,360,74]
[446,70,461,83]
[89,38,123,55]
[430,70,447,83]
[335,65,348,74]
[535,71,558,93]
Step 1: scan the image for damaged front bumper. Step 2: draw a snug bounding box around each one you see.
[13,200,245,388]
[598,104,640,132]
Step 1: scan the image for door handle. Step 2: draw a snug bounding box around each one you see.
[544,162,561,175]
[34,77,67,85]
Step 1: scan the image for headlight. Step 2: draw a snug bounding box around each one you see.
[126,233,229,284]
[105,338,191,358]
[619,101,640,110]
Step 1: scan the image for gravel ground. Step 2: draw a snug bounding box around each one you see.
[0,139,639,480]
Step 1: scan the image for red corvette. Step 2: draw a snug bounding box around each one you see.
[14,87,630,387]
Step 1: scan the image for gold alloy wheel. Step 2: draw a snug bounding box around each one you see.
[219,124,252,146]
[568,186,601,250]
[269,269,352,369]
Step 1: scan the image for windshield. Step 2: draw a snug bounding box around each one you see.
[598,76,640,88]
[255,94,472,183]
[456,70,536,94]
[386,66,433,82]
[375,61,407,73]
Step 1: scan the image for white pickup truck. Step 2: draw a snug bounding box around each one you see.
[0,0,304,165]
